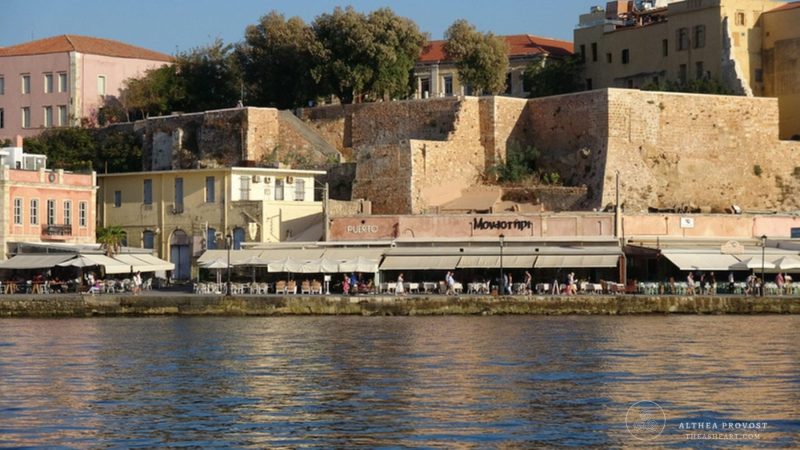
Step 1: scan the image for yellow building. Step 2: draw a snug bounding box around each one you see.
[98,167,325,280]
[413,35,573,99]
[761,2,800,138]
[574,0,799,138]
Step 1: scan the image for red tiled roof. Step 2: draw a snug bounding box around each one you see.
[766,1,800,12]
[0,34,173,62]
[419,34,573,63]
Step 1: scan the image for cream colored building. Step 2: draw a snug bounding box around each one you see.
[98,167,325,280]
[413,35,573,99]
[574,0,800,138]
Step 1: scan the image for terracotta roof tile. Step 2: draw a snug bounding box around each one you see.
[766,1,800,12]
[0,34,172,62]
[419,34,573,63]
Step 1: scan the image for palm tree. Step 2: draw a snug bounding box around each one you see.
[96,226,127,257]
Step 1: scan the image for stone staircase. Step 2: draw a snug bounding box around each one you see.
[278,110,341,163]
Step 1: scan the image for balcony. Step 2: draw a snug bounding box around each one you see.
[42,224,73,239]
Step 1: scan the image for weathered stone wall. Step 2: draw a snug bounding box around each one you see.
[478,96,532,170]
[525,90,610,208]
[1,294,798,317]
[501,186,588,212]
[350,98,460,148]
[602,89,800,212]
[141,107,337,171]
[352,143,414,214]
[328,199,372,217]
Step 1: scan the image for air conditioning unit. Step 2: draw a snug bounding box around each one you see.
[252,175,261,183]
[264,177,272,183]
[286,176,294,184]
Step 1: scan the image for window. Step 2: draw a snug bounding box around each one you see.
[142,230,155,249]
[207,227,217,250]
[586,79,593,91]
[677,28,689,51]
[419,77,430,98]
[606,53,612,63]
[591,43,598,62]
[63,200,72,226]
[114,190,122,207]
[693,25,706,49]
[735,11,745,26]
[443,75,453,96]
[21,107,30,128]
[97,75,106,96]
[662,39,669,57]
[505,73,512,95]
[621,49,630,64]
[58,73,67,92]
[14,198,22,225]
[627,80,635,89]
[58,105,67,126]
[755,68,763,83]
[0,108,4,129]
[21,74,30,94]
[679,64,688,84]
[43,106,53,128]
[30,199,39,225]
[205,176,215,203]
[0,76,4,94]
[294,179,305,201]
[695,61,705,79]
[174,177,184,212]
[143,179,152,205]
[44,73,53,93]
[239,176,250,201]
[79,201,88,227]
[275,179,284,201]
[47,199,56,225]
[580,44,586,63]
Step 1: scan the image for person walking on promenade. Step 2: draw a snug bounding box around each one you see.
[133,271,143,296]
[445,271,455,295]
[686,272,695,295]
[396,273,405,296]
[524,271,532,295]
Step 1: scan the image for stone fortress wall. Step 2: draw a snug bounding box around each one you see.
[299,89,800,215]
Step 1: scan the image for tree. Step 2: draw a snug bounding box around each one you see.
[119,65,182,119]
[174,39,242,112]
[444,20,509,95]
[313,6,426,103]
[23,128,96,171]
[96,226,127,257]
[523,55,584,98]
[238,11,325,109]
[490,141,540,183]
[94,130,143,173]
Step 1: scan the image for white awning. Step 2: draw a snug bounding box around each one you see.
[380,256,461,271]
[0,254,74,269]
[662,252,740,271]
[198,250,263,265]
[83,254,132,274]
[457,255,501,268]
[501,255,538,268]
[114,254,174,272]
[322,248,386,261]
[534,254,619,269]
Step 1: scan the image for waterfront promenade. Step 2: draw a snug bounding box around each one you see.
[0,290,798,317]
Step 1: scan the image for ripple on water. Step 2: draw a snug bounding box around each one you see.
[0,315,797,448]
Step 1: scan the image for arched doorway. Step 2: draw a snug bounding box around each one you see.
[170,229,191,280]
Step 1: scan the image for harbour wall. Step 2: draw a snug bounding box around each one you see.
[0,295,798,317]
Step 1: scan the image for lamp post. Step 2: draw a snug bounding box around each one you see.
[761,234,767,297]
[226,233,232,296]
[499,234,505,295]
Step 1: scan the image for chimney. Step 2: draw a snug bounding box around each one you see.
[15,135,23,148]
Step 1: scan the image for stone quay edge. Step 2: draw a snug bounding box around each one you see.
[0,294,798,317]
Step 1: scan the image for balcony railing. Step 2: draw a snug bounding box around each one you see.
[42,224,73,238]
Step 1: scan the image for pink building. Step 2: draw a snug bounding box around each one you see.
[0,35,172,141]
[0,145,96,259]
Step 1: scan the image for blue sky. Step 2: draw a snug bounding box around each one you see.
[3,0,600,54]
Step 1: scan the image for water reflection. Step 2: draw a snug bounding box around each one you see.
[0,316,797,448]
